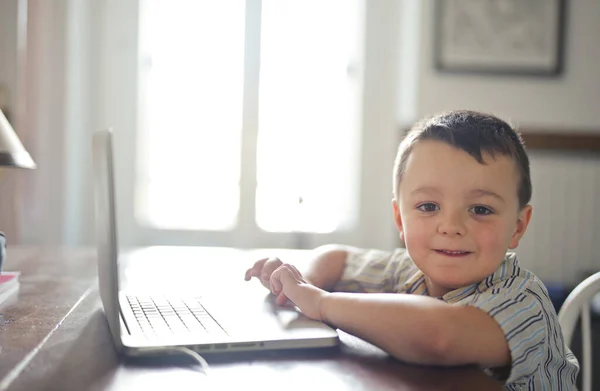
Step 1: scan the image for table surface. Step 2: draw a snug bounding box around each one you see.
[0,246,504,391]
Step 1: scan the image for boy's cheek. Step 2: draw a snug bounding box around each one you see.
[402,225,430,252]
[474,227,512,255]
[404,218,430,236]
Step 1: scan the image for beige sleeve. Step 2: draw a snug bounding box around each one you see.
[332,248,412,293]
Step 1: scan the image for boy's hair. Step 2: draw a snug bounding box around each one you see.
[393,110,532,210]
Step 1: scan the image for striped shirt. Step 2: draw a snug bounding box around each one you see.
[333,248,579,389]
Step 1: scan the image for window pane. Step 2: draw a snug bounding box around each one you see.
[137,0,245,230]
[256,0,363,233]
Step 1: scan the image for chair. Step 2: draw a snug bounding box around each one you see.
[558,271,600,391]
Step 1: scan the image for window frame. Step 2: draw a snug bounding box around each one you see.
[100,0,401,250]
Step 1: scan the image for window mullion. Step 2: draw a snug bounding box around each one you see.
[237,0,262,244]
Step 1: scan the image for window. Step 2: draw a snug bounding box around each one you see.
[256,0,362,233]
[99,0,399,250]
[137,1,246,231]
[137,0,363,238]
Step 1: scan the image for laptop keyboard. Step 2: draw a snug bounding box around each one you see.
[126,295,227,337]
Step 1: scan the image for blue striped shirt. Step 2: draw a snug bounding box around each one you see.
[334,248,579,389]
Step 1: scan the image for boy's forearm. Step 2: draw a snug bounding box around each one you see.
[319,292,510,367]
[320,292,445,364]
[302,245,353,291]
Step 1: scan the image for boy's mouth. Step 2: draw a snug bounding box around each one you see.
[434,249,472,257]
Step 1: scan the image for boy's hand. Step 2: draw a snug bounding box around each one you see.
[269,263,328,321]
[244,257,284,290]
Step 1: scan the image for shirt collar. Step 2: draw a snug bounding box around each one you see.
[474,252,518,293]
[403,271,428,296]
[401,253,518,303]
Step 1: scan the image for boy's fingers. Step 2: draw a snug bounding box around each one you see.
[287,264,304,280]
[270,266,302,306]
[283,266,302,286]
[260,257,283,281]
[270,269,283,294]
[279,263,305,284]
[244,258,269,281]
[275,291,289,306]
[271,264,295,295]
[270,264,300,293]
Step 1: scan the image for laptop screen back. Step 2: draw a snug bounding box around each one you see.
[92,129,123,350]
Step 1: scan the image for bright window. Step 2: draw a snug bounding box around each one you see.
[137,0,362,234]
[257,0,362,233]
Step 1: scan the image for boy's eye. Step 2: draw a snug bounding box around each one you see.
[417,203,439,212]
[469,205,493,215]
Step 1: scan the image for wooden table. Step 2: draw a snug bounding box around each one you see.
[0,246,504,391]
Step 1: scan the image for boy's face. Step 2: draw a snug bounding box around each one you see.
[392,140,532,297]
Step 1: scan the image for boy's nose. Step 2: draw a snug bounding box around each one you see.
[437,212,466,236]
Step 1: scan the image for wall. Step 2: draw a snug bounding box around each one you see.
[413,0,600,284]
[17,0,70,246]
[418,0,600,130]
[8,0,97,247]
[0,1,19,107]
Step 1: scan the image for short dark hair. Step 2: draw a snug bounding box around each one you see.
[393,110,532,210]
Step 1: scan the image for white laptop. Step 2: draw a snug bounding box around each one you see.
[92,129,339,356]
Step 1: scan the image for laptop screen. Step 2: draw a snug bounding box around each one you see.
[92,129,123,350]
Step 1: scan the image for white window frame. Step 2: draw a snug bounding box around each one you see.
[96,0,401,250]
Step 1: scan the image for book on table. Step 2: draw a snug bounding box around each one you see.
[0,271,20,307]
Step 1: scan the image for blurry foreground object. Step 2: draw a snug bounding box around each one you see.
[0,108,36,273]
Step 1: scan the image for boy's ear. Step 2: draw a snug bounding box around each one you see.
[508,205,533,249]
[392,199,404,242]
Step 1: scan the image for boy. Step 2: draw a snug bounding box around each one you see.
[244,110,579,389]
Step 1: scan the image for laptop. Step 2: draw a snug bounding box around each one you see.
[92,129,339,356]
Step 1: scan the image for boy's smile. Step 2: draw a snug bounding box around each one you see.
[392,140,532,298]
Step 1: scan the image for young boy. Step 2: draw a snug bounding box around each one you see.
[244,110,579,389]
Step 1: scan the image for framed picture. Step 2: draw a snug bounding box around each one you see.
[434,0,566,76]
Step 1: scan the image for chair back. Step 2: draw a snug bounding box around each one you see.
[558,271,600,391]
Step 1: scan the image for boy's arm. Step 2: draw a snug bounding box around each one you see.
[320,292,510,367]
[245,244,353,291]
[248,245,403,294]
[302,244,356,291]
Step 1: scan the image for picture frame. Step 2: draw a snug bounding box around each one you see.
[434,0,566,76]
